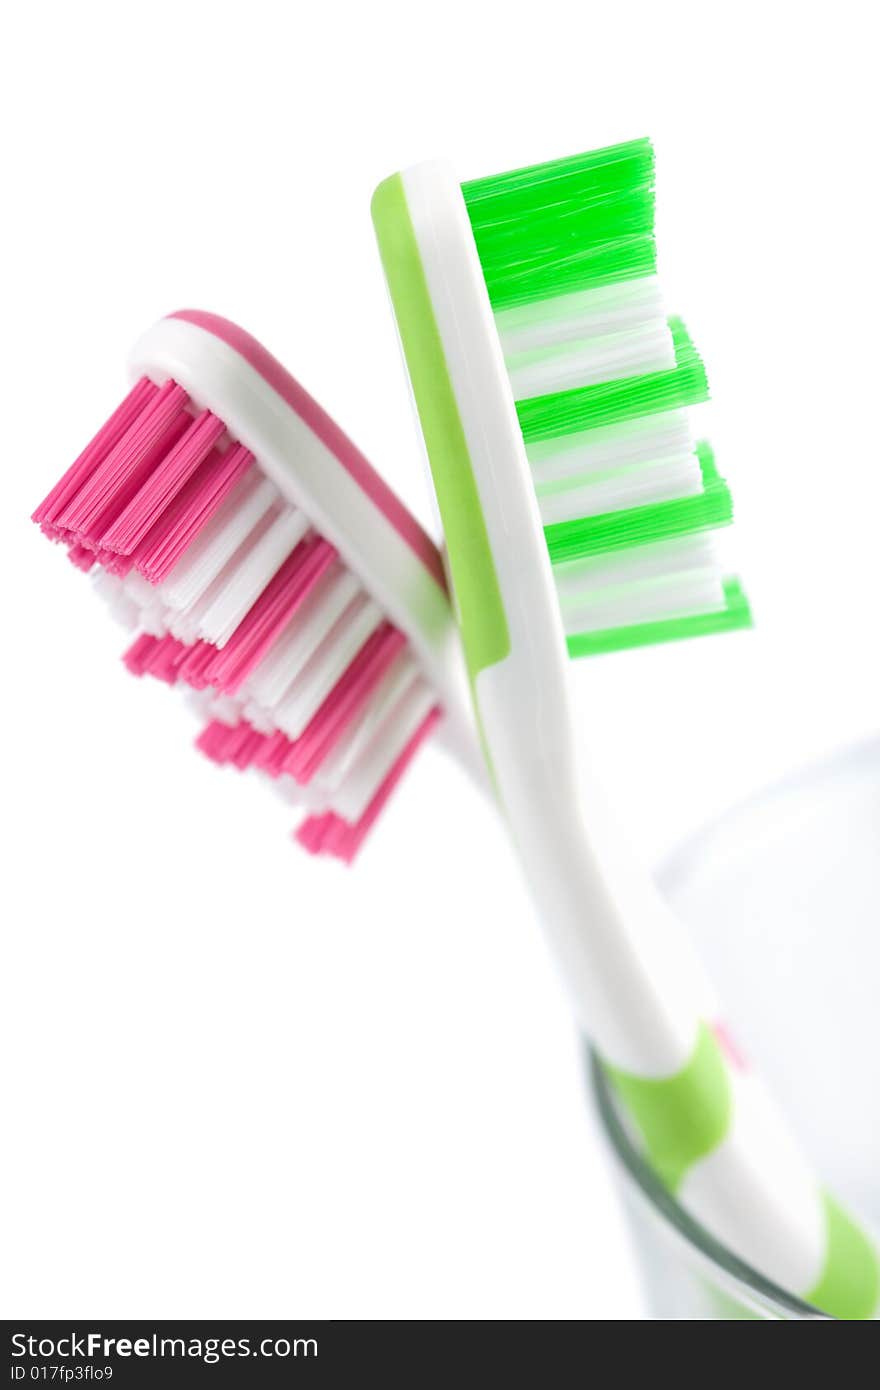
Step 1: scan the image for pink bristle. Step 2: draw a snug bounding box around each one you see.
[230,726,267,770]
[195,720,235,764]
[57,380,190,542]
[202,536,337,695]
[195,720,257,768]
[33,378,159,528]
[93,415,194,545]
[296,706,442,863]
[218,725,246,762]
[175,641,217,690]
[133,443,255,585]
[67,543,96,572]
[100,410,227,556]
[123,632,188,683]
[123,632,163,677]
[146,634,189,684]
[252,729,292,777]
[101,550,136,578]
[282,625,406,785]
[294,812,333,855]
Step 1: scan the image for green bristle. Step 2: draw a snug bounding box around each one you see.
[517,317,708,443]
[462,138,656,312]
[566,578,752,658]
[545,441,732,566]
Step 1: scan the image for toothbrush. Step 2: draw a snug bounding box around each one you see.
[33,310,474,861]
[372,138,879,1317]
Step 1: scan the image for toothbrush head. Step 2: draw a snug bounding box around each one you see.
[372,139,750,687]
[33,310,464,861]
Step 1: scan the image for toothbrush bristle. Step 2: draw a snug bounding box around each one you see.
[34,381,440,860]
[463,138,657,312]
[462,139,751,655]
[296,705,442,864]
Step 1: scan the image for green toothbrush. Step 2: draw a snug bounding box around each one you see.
[372,137,878,1318]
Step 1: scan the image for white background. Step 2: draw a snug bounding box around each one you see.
[2,1,878,1320]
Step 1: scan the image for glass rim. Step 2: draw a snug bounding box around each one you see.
[588,1051,829,1319]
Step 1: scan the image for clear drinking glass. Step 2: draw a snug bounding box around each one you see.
[589,738,880,1319]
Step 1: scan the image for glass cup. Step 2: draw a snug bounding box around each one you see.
[589,738,880,1318]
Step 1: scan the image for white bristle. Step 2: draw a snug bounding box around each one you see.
[553,534,726,636]
[495,276,667,356]
[312,651,419,796]
[271,775,308,808]
[505,320,675,401]
[537,451,703,526]
[165,503,282,640]
[558,570,727,634]
[121,576,168,634]
[184,688,214,721]
[91,570,140,629]
[165,606,203,646]
[205,693,243,726]
[526,410,693,484]
[329,677,436,823]
[158,473,279,612]
[121,569,155,609]
[198,505,310,648]
[240,703,276,734]
[273,596,383,741]
[139,603,170,638]
[242,563,362,712]
[553,533,719,594]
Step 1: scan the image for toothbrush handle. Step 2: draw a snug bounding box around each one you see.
[475,654,878,1310]
[475,650,704,1074]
